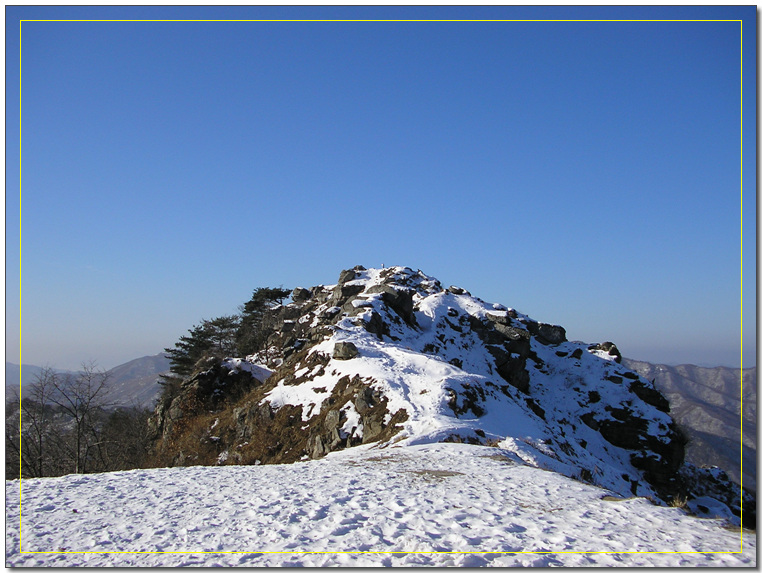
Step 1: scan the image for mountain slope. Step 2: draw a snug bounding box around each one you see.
[5,355,170,409]
[623,359,756,492]
[150,266,696,507]
[6,443,755,567]
[4,364,76,402]
[105,353,170,408]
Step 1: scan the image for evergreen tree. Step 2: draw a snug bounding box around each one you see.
[237,287,291,356]
[162,315,241,381]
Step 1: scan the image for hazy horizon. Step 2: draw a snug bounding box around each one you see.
[7,351,757,374]
[6,6,756,372]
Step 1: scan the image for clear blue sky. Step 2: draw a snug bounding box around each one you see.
[6,5,756,371]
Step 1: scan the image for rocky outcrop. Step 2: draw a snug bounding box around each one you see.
[623,358,756,495]
[146,265,722,509]
[589,341,622,363]
[147,358,268,444]
[680,463,756,529]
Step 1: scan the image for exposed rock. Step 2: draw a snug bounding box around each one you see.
[485,312,511,326]
[362,310,389,339]
[589,341,622,363]
[333,341,359,360]
[581,412,599,430]
[338,269,357,284]
[338,266,366,285]
[536,323,567,345]
[488,345,530,393]
[332,283,364,304]
[146,265,713,512]
[525,320,565,345]
[680,464,756,529]
[291,287,311,302]
[629,380,670,413]
[623,358,756,493]
[366,284,416,325]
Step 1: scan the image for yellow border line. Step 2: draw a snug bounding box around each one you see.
[16,17,747,559]
[19,19,742,23]
[18,17,23,545]
[739,17,744,533]
[18,550,744,555]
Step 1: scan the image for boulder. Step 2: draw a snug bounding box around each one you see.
[337,266,365,284]
[589,341,622,363]
[363,311,389,339]
[333,341,359,360]
[536,323,567,345]
[526,321,567,345]
[332,283,365,304]
[366,284,416,325]
[485,312,512,326]
[487,344,530,394]
[291,287,311,302]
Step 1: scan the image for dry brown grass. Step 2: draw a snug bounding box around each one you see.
[669,494,688,509]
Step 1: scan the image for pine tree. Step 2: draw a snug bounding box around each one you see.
[237,287,291,356]
[162,315,241,381]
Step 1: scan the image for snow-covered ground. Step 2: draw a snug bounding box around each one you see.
[6,443,755,567]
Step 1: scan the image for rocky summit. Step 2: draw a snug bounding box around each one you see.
[148,266,751,524]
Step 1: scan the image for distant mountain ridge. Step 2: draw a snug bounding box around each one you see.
[5,363,75,388]
[104,354,171,408]
[5,354,170,409]
[622,358,756,492]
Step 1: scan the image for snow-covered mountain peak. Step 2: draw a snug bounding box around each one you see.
[148,266,750,524]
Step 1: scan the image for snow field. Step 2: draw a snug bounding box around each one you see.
[6,443,755,567]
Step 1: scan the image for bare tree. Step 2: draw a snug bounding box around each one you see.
[99,403,152,471]
[47,362,112,474]
[8,362,158,478]
[5,399,22,480]
[7,367,60,478]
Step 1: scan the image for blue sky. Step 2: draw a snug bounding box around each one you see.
[6,5,756,371]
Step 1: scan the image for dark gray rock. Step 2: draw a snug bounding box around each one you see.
[589,341,622,363]
[494,324,532,355]
[308,435,325,458]
[525,321,567,345]
[291,287,311,302]
[367,284,416,325]
[333,341,359,360]
[485,312,512,326]
[331,283,365,304]
[363,311,389,339]
[324,408,340,430]
[629,380,670,413]
[363,416,384,442]
[487,344,530,394]
[623,358,756,492]
[537,323,567,345]
[338,267,365,284]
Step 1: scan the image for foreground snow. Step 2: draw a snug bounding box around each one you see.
[6,444,755,567]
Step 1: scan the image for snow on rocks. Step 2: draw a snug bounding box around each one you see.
[221,358,272,382]
[6,443,755,567]
[253,266,686,503]
[147,266,745,525]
